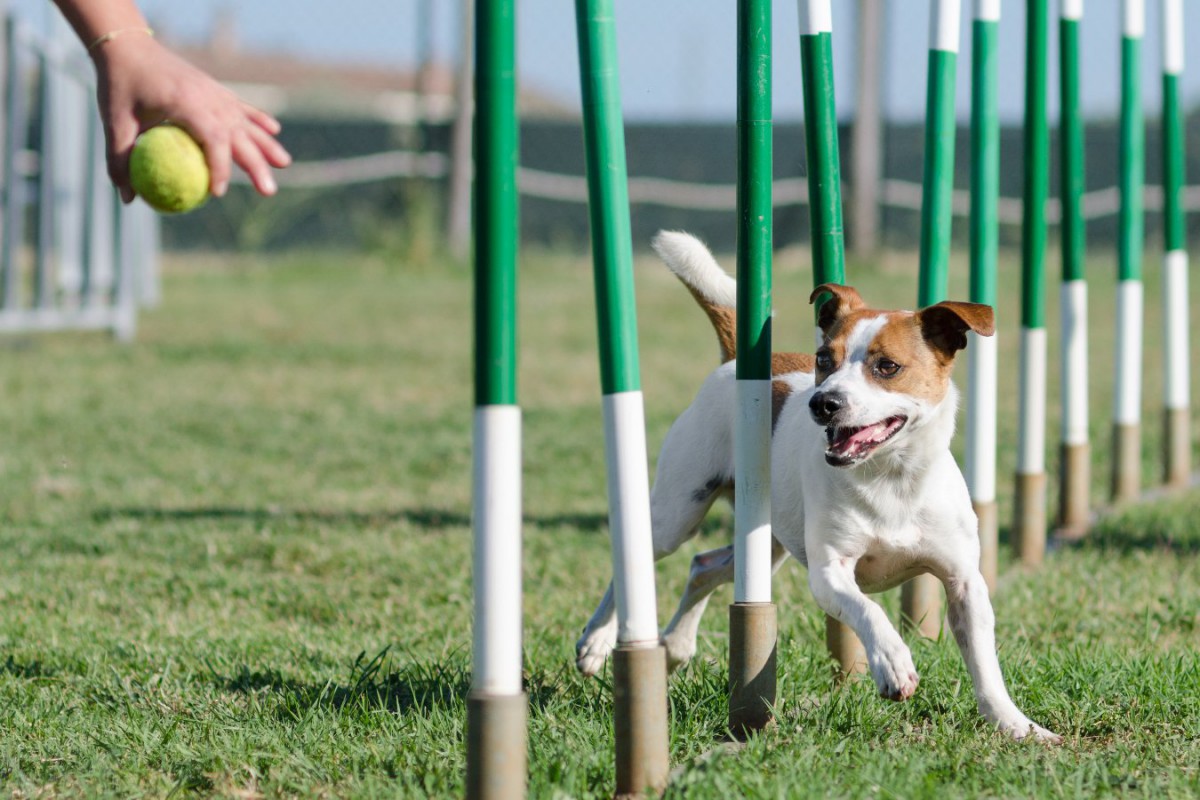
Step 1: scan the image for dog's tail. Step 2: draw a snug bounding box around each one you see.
[651,231,737,363]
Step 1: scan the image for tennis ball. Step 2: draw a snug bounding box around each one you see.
[129,124,210,213]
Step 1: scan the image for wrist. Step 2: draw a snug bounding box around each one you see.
[88,26,157,67]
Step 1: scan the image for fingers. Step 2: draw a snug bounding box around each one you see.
[243,102,282,136]
[231,130,276,196]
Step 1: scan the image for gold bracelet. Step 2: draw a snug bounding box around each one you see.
[87,27,155,52]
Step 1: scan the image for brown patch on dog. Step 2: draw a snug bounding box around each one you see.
[861,313,958,403]
[684,285,738,363]
[771,352,814,429]
[917,301,995,359]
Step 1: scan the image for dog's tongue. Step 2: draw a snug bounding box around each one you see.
[828,417,903,457]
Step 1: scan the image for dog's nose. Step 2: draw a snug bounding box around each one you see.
[809,391,844,423]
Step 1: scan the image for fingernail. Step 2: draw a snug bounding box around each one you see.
[214,180,228,197]
[120,187,134,204]
[262,174,277,195]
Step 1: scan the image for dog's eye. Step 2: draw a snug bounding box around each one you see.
[816,351,833,372]
[875,358,902,378]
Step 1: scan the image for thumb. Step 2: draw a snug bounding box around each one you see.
[105,112,141,204]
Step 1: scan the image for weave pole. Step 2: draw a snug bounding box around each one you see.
[729,0,777,738]
[966,0,1000,589]
[1160,0,1190,488]
[1058,0,1090,533]
[1014,0,1049,565]
[904,0,960,636]
[466,1,526,797]
[798,0,864,677]
[573,1,670,794]
[1112,0,1145,503]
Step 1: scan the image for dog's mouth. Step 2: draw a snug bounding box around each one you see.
[824,415,907,466]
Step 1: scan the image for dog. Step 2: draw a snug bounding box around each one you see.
[575,231,1060,743]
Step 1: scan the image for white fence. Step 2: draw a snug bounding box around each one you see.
[0,14,158,341]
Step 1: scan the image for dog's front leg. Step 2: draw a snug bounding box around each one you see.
[944,573,1061,742]
[809,561,919,700]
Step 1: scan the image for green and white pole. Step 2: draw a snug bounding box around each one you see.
[729,0,777,738]
[906,0,959,635]
[966,0,1000,589]
[1112,0,1145,503]
[1058,0,1090,533]
[1014,0,1048,565]
[466,1,526,797]
[799,0,863,678]
[574,1,669,794]
[1160,0,1190,488]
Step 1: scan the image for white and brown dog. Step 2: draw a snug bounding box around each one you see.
[576,231,1059,742]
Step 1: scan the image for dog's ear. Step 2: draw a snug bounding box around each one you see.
[917,301,995,357]
[808,284,865,334]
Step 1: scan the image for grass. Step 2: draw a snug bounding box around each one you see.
[0,242,1196,798]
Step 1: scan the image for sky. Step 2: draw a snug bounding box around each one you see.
[16,0,1200,123]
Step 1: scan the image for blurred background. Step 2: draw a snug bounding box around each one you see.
[1,0,1198,336]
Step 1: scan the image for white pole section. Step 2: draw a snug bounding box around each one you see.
[602,392,661,645]
[1061,281,1089,446]
[965,332,998,502]
[471,407,523,695]
[734,380,773,602]
[1018,327,1048,476]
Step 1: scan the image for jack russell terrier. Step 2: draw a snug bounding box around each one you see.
[575,231,1060,743]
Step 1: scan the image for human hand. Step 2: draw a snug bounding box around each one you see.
[91,32,291,203]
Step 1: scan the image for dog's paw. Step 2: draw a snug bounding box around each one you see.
[575,625,616,677]
[999,717,1062,744]
[660,631,696,673]
[868,642,920,701]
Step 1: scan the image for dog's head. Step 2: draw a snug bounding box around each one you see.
[806,284,994,467]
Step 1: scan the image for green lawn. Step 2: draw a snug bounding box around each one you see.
[0,244,1196,798]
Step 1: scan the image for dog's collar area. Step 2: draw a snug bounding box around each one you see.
[824,415,907,466]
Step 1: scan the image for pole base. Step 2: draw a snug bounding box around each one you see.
[466,691,527,800]
[973,499,998,592]
[613,644,669,798]
[825,615,866,678]
[900,574,942,639]
[1058,442,1091,535]
[728,602,777,738]
[1111,422,1141,504]
[1164,407,1191,489]
[1013,471,1047,566]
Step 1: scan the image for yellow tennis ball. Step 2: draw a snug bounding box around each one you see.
[129,124,210,213]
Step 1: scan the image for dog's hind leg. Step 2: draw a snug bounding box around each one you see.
[576,370,736,677]
[575,480,719,678]
[661,538,788,671]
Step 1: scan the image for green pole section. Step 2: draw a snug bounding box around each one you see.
[969,17,998,307]
[473,0,518,407]
[917,50,957,308]
[1060,13,1085,283]
[737,0,772,379]
[1021,0,1048,326]
[799,29,846,295]
[575,0,640,395]
[1118,36,1143,281]
[1162,76,1185,253]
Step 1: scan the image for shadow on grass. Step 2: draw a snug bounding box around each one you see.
[209,647,563,721]
[0,654,56,681]
[94,506,610,533]
[1060,491,1200,556]
[212,648,471,720]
